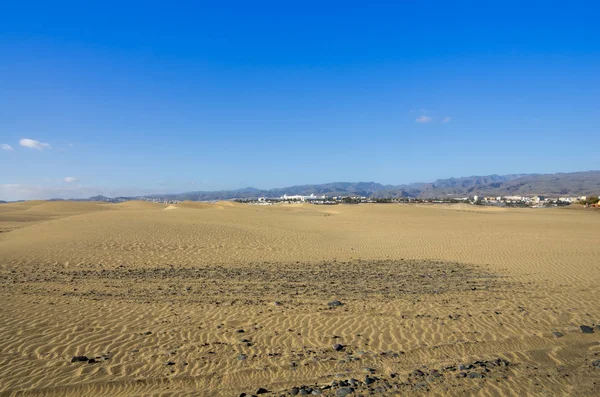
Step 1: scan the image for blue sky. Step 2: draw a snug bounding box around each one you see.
[1,1,599,200]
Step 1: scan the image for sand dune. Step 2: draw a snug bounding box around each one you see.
[0,201,599,396]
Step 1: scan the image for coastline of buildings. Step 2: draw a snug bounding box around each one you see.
[80,194,600,208]
[232,194,597,208]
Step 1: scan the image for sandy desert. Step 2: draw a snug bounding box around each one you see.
[0,200,599,396]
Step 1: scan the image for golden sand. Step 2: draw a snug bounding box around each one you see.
[0,201,599,396]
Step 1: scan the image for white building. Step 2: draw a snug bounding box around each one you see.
[281,193,326,202]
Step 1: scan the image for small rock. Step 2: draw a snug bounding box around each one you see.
[364,376,376,385]
[328,300,344,307]
[290,387,300,395]
[256,387,269,394]
[411,369,425,377]
[580,325,594,334]
[552,331,564,338]
[335,387,354,397]
[333,343,344,351]
[71,356,89,363]
[166,361,175,366]
[237,354,247,361]
[468,372,483,378]
[87,358,97,364]
[237,329,245,333]
[144,331,152,335]
[591,360,600,369]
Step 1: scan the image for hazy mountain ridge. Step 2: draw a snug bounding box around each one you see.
[16,171,597,202]
[136,171,599,201]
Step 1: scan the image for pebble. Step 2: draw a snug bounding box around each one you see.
[592,360,600,369]
[71,356,89,363]
[335,387,354,397]
[468,372,483,378]
[237,354,247,361]
[256,387,269,394]
[580,325,594,334]
[364,376,376,385]
[552,331,564,338]
[328,300,344,307]
[333,343,344,351]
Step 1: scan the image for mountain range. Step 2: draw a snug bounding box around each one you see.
[135,170,600,201]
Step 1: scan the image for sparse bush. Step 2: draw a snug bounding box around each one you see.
[580,196,599,205]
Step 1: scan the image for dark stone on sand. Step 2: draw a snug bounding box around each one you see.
[290,386,299,395]
[468,372,483,378]
[87,358,97,364]
[411,369,425,377]
[237,329,245,333]
[580,325,594,334]
[256,388,269,394]
[166,361,175,365]
[592,360,600,369]
[144,331,152,335]
[335,387,354,397]
[364,376,376,385]
[237,354,247,361]
[71,356,89,363]
[328,300,344,307]
[552,331,564,338]
[333,343,344,351]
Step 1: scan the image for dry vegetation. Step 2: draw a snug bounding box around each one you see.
[0,201,599,396]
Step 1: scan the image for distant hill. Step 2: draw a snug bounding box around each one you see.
[136,170,600,201]
[17,170,594,203]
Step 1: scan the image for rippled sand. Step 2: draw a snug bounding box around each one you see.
[1,201,599,396]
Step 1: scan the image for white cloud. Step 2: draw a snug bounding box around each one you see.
[0,184,174,201]
[416,116,432,123]
[0,184,102,201]
[442,116,452,123]
[19,138,51,150]
[1,144,13,151]
[64,177,78,183]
